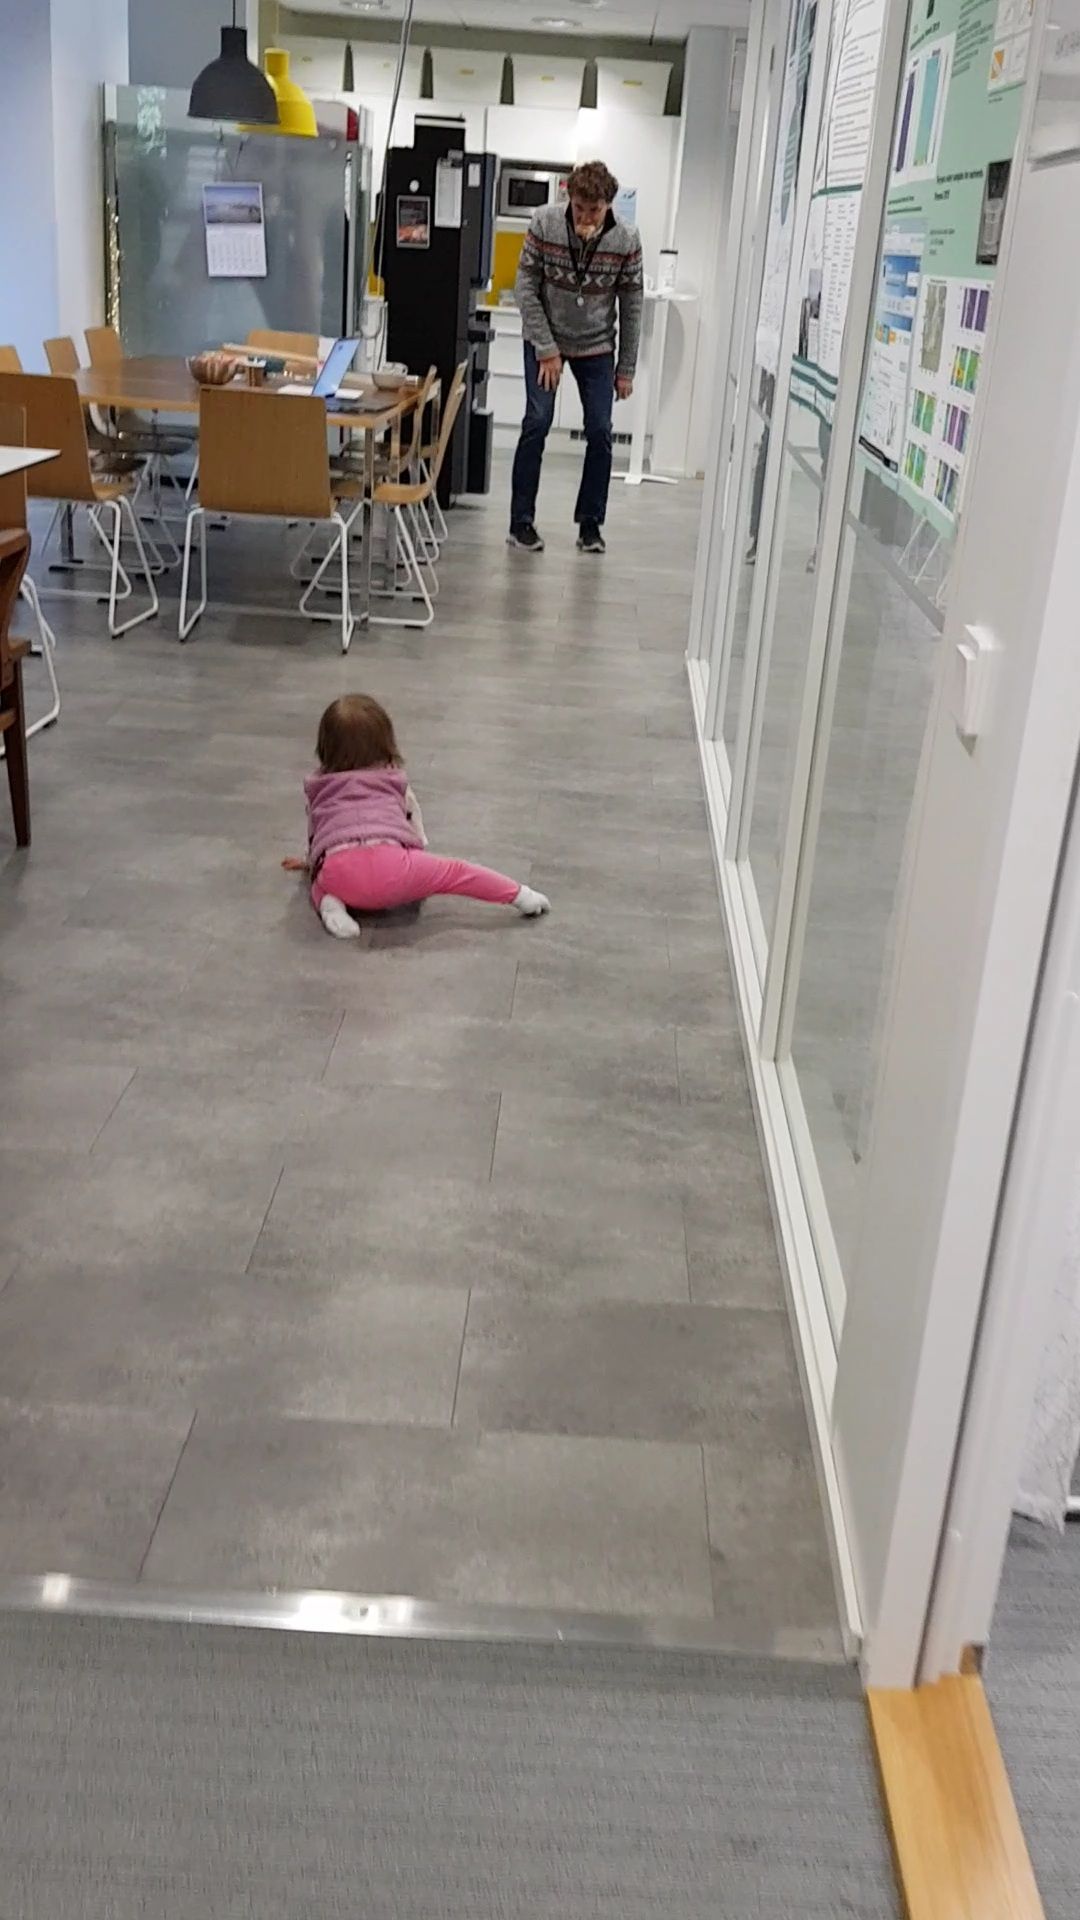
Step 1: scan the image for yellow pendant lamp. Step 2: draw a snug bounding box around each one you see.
[245,47,318,138]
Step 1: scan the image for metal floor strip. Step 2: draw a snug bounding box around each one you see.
[0,1574,842,1659]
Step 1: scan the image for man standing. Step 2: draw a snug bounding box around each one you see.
[509,160,643,556]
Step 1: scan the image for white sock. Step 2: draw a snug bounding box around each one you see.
[319,895,360,939]
[514,885,550,918]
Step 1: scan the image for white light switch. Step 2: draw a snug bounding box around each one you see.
[951,623,998,744]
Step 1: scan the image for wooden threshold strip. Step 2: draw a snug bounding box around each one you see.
[867,1673,1044,1919]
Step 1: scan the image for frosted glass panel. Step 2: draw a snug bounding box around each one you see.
[104,86,365,356]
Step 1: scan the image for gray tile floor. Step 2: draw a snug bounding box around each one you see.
[0,445,840,1655]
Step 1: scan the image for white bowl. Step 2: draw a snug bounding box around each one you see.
[373,369,405,390]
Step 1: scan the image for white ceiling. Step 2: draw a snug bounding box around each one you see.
[282,0,750,42]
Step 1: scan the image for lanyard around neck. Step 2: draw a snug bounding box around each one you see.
[566,209,602,295]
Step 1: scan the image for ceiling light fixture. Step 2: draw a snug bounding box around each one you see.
[259,47,319,137]
[189,2,278,123]
[532,14,584,24]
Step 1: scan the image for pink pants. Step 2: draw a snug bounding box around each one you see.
[312,843,520,913]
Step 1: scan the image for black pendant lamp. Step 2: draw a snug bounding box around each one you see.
[343,43,355,91]
[189,5,278,124]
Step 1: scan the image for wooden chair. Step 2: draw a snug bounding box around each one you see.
[83,322,194,494]
[0,372,157,636]
[332,365,467,630]
[246,328,320,359]
[0,346,23,374]
[0,527,31,846]
[179,386,362,650]
[0,402,59,742]
[44,336,145,478]
[313,365,441,582]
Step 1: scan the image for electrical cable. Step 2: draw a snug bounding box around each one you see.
[356,0,417,360]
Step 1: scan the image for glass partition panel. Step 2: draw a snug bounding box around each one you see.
[743,411,828,927]
[104,85,361,354]
[782,0,1031,1295]
[789,485,941,1274]
[743,0,889,941]
[719,0,818,754]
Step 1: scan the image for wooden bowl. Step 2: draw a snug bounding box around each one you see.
[187,351,238,387]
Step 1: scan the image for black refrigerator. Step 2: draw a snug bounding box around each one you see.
[382,122,497,506]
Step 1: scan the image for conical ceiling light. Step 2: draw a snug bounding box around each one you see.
[262,48,318,137]
[189,19,277,124]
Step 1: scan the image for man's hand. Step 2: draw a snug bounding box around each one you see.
[615,373,634,401]
[538,353,563,391]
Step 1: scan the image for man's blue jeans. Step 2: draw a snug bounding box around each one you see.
[510,348,615,530]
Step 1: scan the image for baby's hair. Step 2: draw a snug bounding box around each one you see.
[316,694,402,773]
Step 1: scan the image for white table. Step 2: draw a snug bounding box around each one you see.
[0,447,60,478]
[623,290,696,487]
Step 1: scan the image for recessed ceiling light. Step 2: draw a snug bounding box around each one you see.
[533,14,584,23]
[341,0,388,11]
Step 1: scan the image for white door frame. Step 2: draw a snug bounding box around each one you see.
[921,755,1080,1680]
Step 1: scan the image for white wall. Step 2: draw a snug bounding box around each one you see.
[0,0,127,365]
[654,26,740,477]
[0,0,59,362]
[51,0,129,338]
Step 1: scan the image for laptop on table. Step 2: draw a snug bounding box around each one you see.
[278,338,378,406]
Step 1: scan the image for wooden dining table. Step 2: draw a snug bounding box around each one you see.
[72,354,423,437]
[71,355,430,626]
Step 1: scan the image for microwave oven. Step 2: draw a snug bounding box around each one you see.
[497,163,570,221]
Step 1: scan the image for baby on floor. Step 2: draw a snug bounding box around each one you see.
[299,694,550,939]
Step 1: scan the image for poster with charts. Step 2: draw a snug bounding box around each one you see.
[857,0,1031,535]
[900,273,989,518]
[792,0,886,426]
[202,183,267,279]
[756,0,818,377]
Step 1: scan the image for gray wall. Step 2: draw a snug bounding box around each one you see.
[128,0,226,88]
[0,0,58,360]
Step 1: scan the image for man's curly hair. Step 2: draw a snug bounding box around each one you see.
[567,160,619,205]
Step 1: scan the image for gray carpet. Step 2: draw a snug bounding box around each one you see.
[0,1613,898,1918]
[986,1520,1080,1920]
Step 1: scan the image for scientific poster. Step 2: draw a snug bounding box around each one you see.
[756,0,818,378]
[202,183,267,280]
[791,0,886,425]
[859,227,924,463]
[858,0,1031,533]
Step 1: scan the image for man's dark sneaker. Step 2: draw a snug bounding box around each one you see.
[577,520,606,554]
[507,523,545,553]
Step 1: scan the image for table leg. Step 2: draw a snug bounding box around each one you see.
[361,431,375,627]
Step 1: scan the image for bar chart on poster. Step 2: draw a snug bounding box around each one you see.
[858,0,1033,533]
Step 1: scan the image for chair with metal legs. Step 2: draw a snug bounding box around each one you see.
[333,366,467,631]
[41,336,177,573]
[179,385,362,652]
[309,365,442,591]
[84,324,194,535]
[0,403,59,742]
[0,371,158,637]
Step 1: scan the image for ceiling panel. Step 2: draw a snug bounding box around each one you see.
[282,0,751,38]
[284,0,663,38]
